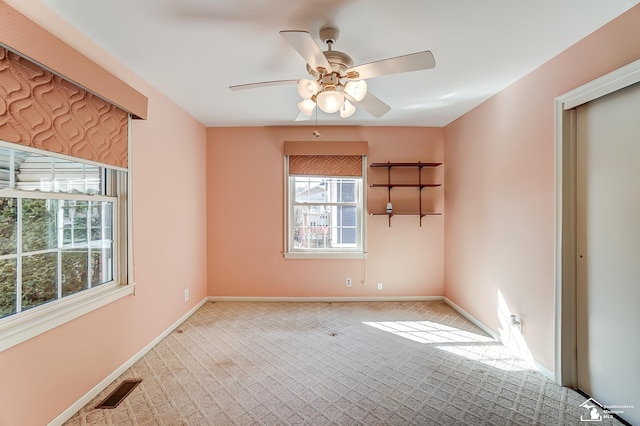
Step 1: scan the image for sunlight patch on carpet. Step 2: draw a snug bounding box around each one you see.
[363,320,532,371]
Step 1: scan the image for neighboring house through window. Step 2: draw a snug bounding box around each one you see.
[290,175,361,251]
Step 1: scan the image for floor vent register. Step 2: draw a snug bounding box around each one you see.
[95,379,142,409]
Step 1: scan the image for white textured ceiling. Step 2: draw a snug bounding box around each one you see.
[17,0,640,126]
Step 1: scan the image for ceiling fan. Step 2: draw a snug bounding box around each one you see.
[229,26,436,120]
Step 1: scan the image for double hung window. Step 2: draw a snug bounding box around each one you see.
[0,145,126,319]
[0,144,131,351]
[284,146,367,259]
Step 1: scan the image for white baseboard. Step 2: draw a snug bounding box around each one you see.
[534,359,556,381]
[209,295,444,303]
[48,297,208,426]
[443,297,499,341]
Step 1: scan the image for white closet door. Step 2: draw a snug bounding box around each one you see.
[576,81,640,425]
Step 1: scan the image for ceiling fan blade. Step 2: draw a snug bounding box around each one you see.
[295,112,311,121]
[346,51,435,80]
[349,92,391,118]
[280,30,332,73]
[229,79,298,91]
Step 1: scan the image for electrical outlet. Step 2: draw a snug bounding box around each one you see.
[345,277,352,287]
[510,315,523,332]
[377,282,383,291]
[184,289,189,302]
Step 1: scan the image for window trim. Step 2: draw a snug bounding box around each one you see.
[283,155,367,259]
[0,115,134,353]
[0,282,133,352]
[283,251,367,260]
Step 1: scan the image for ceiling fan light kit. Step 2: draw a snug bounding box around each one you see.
[229,25,436,121]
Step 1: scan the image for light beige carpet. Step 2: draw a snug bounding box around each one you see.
[64,301,624,425]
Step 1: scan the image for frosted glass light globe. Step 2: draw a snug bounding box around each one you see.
[317,89,345,114]
[298,99,316,116]
[297,79,320,99]
[344,80,367,101]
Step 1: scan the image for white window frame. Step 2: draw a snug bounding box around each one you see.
[0,191,118,303]
[284,155,367,259]
[0,118,134,353]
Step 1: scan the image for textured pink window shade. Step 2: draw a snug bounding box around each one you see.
[0,47,128,169]
[289,155,363,177]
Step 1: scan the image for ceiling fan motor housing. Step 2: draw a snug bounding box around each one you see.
[306,49,353,77]
[325,50,354,75]
[305,25,355,77]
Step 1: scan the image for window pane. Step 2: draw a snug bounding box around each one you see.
[22,252,58,310]
[294,179,310,203]
[336,206,357,245]
[0,146,28,189]
[0,198,17,255]
[22,198,58,252]
[337,205,356,226]
[338,180,356,202]
[1,146,104,195]
[0,258,17,318]
[91,248,112,286]
[62,200,89,246]
[293,205,358,249]
[91,202,113,242]
[16,154,103,195]
[293,205,329,249]
[90,201,113,286]
[61,200,113,292]
[293,177,358,204]
[294,177,328,203]
[61,249,88,297]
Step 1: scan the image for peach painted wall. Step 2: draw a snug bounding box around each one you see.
[0,2,207,425]
[444,5,640,371]
[207,127,444,298]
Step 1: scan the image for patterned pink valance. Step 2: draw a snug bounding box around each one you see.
[289,155,363,177]
[0,47,128,168]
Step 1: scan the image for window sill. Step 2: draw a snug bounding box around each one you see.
[0,283,135,353]
[284,252,367,260]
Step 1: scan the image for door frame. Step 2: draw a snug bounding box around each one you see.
[554,59,640,387]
